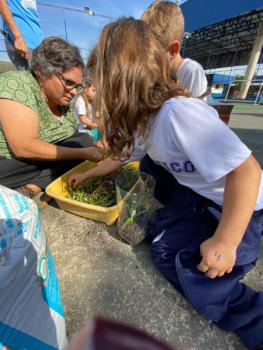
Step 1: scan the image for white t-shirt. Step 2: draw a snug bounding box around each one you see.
[176,58,208,98]
[73,95,92,133]
[128,97,263,210]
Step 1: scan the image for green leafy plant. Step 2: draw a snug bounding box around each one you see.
[66,166,137,207]
[120,191,152,230]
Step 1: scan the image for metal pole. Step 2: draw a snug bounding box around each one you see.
[62,8,68,40]
[83,6,114,20]
[224,81,232,101]
[38,2,115,19]
[37,2,114,41]
[38,2,85,13]
[206,52,211,70]
[239,21,263,99]
[256,50,263,76]
[254,81,263,104]
[229,51,237,79]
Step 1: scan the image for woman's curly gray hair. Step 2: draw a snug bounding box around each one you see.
[30,37,85,77]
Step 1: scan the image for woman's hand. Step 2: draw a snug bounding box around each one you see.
[68,172,89,189]
[82,147,103,162]
[197,236,237,279]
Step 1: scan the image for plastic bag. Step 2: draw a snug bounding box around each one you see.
[0,185,67,350]
[116,171,155,245]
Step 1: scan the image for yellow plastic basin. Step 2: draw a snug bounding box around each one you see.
[45,161,139,225]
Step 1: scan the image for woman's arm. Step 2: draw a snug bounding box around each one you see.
[197,155,261,278]
[0,99,102,162]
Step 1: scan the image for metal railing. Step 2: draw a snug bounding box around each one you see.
[223,79,263,105]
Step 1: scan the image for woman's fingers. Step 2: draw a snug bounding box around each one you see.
[89,147,103,162]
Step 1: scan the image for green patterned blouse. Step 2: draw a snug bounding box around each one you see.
[0,70,77,159]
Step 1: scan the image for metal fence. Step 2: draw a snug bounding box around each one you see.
[224,79,263,104]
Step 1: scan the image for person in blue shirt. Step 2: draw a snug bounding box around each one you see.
[0,0,42,69]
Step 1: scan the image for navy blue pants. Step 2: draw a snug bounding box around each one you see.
[140,155,263,349]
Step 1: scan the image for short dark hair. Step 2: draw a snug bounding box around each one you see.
[30,37,85,77]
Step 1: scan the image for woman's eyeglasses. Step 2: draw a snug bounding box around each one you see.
[56,72,85,93]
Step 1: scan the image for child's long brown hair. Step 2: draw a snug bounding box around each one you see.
[93,17,188,159]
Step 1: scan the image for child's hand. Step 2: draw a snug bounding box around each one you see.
[197,236,237,279]
[68,172,88,189]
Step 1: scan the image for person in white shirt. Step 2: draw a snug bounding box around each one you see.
[73,79,101,143]
[141,1,207,98]
[176,58,208,98]
[69,18,263,349]
[140,1,212,203]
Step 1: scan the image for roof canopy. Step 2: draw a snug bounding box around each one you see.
[181,0,263,32]
[180,0,263,69]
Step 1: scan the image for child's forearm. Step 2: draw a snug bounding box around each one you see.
[79,115,98,129]
[84,158,122,177]
[214,155,261,247]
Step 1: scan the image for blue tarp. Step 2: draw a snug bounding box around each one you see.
[181,0,263,32]
[207,74,263,85]
[212,74,235,84]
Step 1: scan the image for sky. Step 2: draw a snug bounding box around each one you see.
[38,0,158,60]
[0,0,185,62]
[0,0,260,77]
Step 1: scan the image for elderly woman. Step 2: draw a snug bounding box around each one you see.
[0,37,102,197]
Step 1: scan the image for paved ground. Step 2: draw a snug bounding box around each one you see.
[41,104,263,350]
[230,105,263,165]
